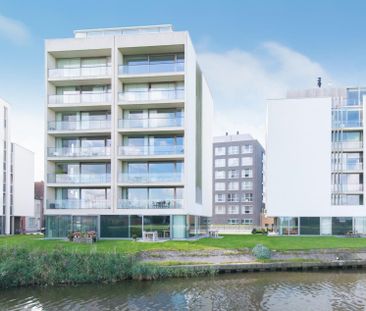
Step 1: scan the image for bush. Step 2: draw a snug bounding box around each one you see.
[252,244,272,259]
[251,228,257,234]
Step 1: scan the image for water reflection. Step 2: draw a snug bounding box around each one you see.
[2,271,366,310]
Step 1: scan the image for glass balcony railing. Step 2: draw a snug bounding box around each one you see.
[332,121,363,128]
[48,66,112,79]
[47,199,111,209]
[118,117,183,129]
[332,184,363,192]
[118,145,184,156]
[118,89,184,102]
[119,62,184,75]
[48,146,111,157]
[331,163,363,171]
[48,174,111,184]
[118,172,183,183]
[48,120,111,131]
[118,199,183,209]
[332,141,363,150]
[49,92,112,105]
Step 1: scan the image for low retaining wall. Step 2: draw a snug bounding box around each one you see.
[171,259,366,274]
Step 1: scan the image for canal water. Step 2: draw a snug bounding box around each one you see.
[1,271,366,310]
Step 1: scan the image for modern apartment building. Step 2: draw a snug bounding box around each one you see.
[0,98,35,235]
[44,25,213,239]
[212,133,264,226]
[267,87,366,235]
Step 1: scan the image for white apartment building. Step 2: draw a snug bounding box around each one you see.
[0,99,35,235]
[44,25,213,239]
[266,87,366,235]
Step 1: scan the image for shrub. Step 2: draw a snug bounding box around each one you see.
[251,228,257,234]
[252,244,272,259]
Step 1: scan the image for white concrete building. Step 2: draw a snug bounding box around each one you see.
[266,87,366,235]
[0,98,35,235]
[44,25,213,239]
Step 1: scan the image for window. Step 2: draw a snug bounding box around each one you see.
[215,170,226,179]
[215,206,226,214]
[242,205,253,214]
[228,170,240,179]
[228,219,240,225]
[228,158,239,167]
[215,159,225,167]
[242,144,253,154]
[242,219,253,225]
[215,182,226,191]
[227,193,239,202]
[228,145,239,155]
[241,157,253,166]
[215,147,226,156]
[228,182,239,191]
[215,194,225,202]
[242,181,253,190]
[242,193,253,202]
[227,205,239,214]
[242,168,253,178]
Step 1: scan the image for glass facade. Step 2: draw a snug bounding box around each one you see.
[332,217,353,235]
[277,217,299,235]
[144,216,170,238]
[45,215,72,238]
[100,215,129,238]
[299,217,320,235]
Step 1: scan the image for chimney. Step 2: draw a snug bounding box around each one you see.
[225,132,228,136]
[236,131,239,135]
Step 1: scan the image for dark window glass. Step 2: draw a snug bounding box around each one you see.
[300,217,320,235]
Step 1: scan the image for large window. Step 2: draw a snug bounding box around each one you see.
[144,216,170,238]
[227,182,239,191]
[215,182,226,191]
[100,215,129,238]
[72,216,97,233]
[228,145,239,155]
[332,217,352,235]
[242,181,253,190]
[228,158,239,167]
[242,193,253,202]
[242,144,253,154]
[215,147,226,156]
[241,157,253,166]
[215,170,226,179]
[46,215,72,238]
[227,205,239,214]
[215,206,226,214]
[228,170,240,179]
[300,217,320,235]
[242,205,253,214]
[215,159,225,167]
[215,194,225,203]
[242,169,253,178]
[227,193,239,202]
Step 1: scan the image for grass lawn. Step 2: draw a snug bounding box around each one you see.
[1,234,366,254]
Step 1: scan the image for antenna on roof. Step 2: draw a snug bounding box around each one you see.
[317,77,322,88]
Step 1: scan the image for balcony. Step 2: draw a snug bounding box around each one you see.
[119,172,183,184]
[48,199,111,209]
[48,66,112,79]
[48,120,111,131]
[48,173,111,184]
[118,89,184,102]
[332,141,363,150]
[332,184,363,193]
[118,145,184,157]
[48,146,111,158]
[119,117,183,129]
[331,163,363,172]
[49,92,112,105]
[332,121,363,129]
[118,199,183,209]
[119,62,184,75]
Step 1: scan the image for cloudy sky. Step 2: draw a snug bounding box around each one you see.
[0,0,365,180]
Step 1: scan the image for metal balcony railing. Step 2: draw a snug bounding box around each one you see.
[119,62,184,75]
[118,145,184,156]
[47,199,111,209]
[48,120,111,131]
[48,146,111,157]
[118,89,184,102]
[118,199,183,209]
[47,174,111,184]
[118,172,183,183]
[49,92,112,105]
[118,117,183,129]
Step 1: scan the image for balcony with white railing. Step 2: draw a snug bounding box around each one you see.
[48,119,111,132]
[332,121,363,129]
[118,89,184,103]
[118,144,184,157]
[48,173,111,184]
[118,198,183,209]
[47,199,111,209]
[49,92,112,106]
[118,117,183,129]
[119,61,184,76]
[332,141,363,150]
[118,172,183,184]
[48,146,111,158]
[48,66,112,80]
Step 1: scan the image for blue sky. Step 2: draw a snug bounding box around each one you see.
[0,0,366,179]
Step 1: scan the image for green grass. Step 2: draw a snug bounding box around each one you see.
[2,234,366,254]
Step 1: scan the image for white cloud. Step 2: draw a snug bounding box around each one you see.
[0,14,30,45]
[198,42,332,144]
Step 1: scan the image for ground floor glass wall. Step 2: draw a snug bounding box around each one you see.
[0,216,4,234]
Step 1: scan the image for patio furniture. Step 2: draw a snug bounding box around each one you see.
[143,231,158,241]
